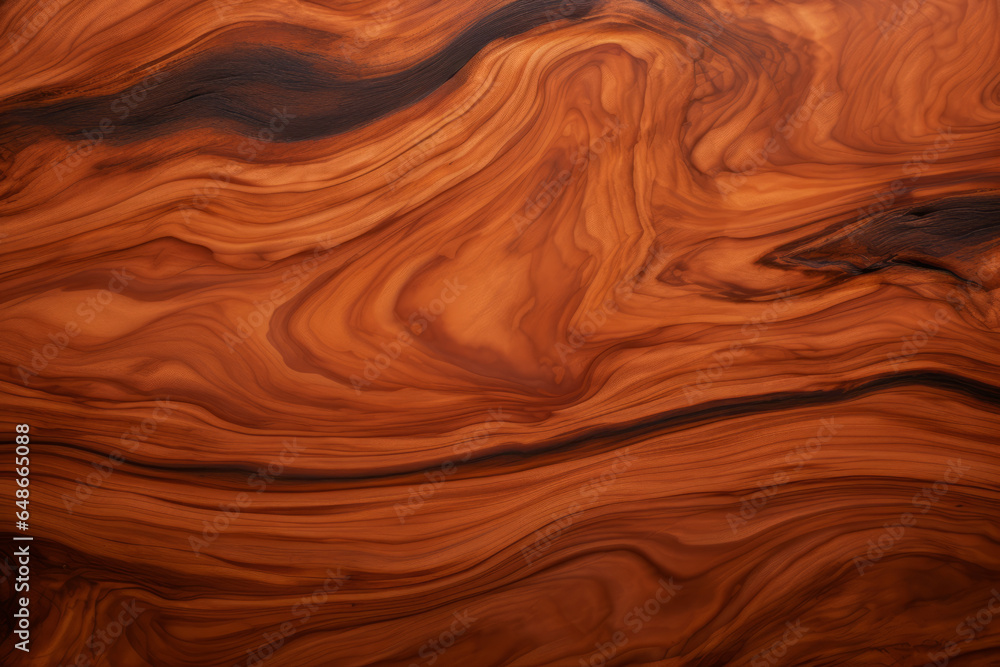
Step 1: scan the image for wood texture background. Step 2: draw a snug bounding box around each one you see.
[1,0,999,664]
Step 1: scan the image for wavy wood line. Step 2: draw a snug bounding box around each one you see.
[1,0,999,665]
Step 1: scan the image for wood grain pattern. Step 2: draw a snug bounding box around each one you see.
[1,0,999,665]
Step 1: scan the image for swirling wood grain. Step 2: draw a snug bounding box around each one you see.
[1,0,999,665]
